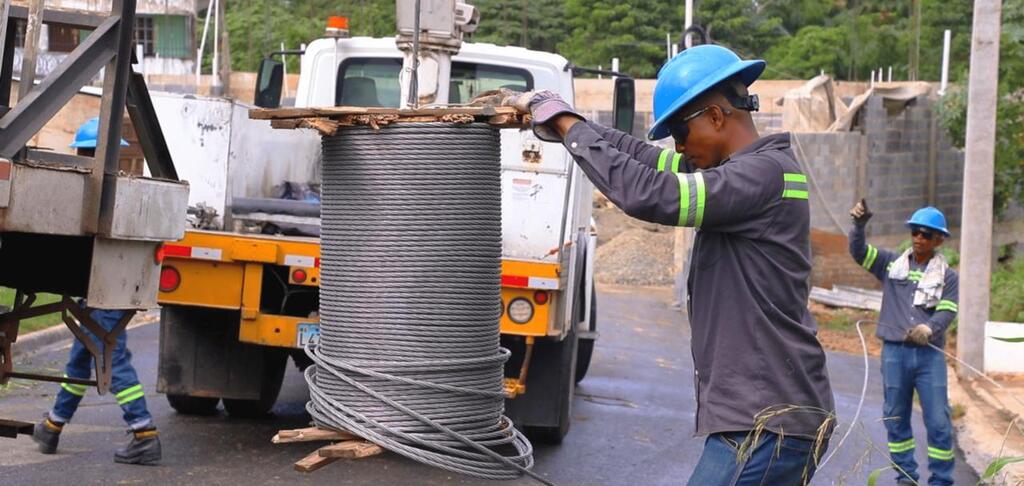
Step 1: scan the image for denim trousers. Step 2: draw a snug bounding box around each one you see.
[687,430,825,485]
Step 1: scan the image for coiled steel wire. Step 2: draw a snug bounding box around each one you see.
[305,123,542,482]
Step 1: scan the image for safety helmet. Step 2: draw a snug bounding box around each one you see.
[70,117,129,148]
[647,45,766,140]
[906,206,950,236]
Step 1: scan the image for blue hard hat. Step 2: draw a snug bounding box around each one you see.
[70,117,129,148]
[907,206,950,236]
[647,45,766,140]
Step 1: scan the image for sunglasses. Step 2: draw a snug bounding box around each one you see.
[668,106,714,145]
[911,228,936,240]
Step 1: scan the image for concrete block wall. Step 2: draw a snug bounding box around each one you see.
[793,131,864,232]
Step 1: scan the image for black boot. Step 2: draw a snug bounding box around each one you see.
[31,415,63,454]
[114,428,161,465]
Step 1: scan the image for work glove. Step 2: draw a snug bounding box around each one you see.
[470,89,580,142]
[849,198,873,227]
[906,323,934,346]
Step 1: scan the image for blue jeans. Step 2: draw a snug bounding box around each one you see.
[882,342,954,486]
[50,309,153,430]
[687,431,825,485]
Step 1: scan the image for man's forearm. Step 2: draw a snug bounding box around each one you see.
[550,114,583,139]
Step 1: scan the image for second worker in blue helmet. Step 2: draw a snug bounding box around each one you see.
[508,45,835,484]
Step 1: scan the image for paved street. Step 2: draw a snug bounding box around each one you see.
[2,285,976,485]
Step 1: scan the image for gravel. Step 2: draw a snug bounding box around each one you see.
[593,193,677,286]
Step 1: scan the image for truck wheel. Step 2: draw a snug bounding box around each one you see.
[166,394,220,416]
[575,288,597,384]
[525,327,578,444]
[223,348,288,418]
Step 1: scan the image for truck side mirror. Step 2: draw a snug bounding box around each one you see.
[612,77,635,135]
[255,58,284,108]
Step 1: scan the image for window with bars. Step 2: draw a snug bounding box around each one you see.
[13,19,25,47]
[134,16,155,56]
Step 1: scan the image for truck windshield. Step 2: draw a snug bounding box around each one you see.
[335,58,533,107]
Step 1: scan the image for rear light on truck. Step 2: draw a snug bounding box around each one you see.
[533,290,549,305]
[292,269,308,283]
[507,298,534,324]
[160,266,181,292]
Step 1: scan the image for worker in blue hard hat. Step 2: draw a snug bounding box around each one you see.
[31,117,160,465]
[504,45,835,485]
[69,116,129,157]
[849,200,958,486]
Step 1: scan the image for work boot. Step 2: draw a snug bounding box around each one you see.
[113,428,161,465]
[31,415,63,454]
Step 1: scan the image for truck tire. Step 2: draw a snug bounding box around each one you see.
[525,327,578,444]
[222,348,288,418]
[575,288,597,384]
[166,394,220,416]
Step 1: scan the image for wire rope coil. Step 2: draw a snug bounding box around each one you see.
[306,122,541,482]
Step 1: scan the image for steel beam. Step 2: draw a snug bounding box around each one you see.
[7,4,105,29]
[126,71,178,180]
[0,16,119,158]
[0,15,15,117]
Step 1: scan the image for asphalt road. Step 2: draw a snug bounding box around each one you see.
[1,285,977,485]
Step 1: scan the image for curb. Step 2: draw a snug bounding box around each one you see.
[947,366,1024,484]
[10,310,160,358]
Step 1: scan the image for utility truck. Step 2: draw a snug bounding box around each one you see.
[156,1,634,440]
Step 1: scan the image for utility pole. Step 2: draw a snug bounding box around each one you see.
[520,0,527,47]
[217,0,232,96]
[957,0,1002,378]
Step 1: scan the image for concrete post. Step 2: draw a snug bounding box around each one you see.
[957,0,1002,377]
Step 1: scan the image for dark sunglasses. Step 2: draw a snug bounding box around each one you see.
[911,228,936,240]
[668,105,714,145]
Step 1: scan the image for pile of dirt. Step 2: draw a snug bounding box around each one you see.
[592,190,677,286]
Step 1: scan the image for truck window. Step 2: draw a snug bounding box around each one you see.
[335,58,534,107]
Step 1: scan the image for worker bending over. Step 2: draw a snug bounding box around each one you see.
[507,45,835,485]
[849,200,958,486]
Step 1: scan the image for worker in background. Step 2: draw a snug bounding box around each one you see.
[31,117,161,466]
[502,45,835,485]
[849,200,958,486]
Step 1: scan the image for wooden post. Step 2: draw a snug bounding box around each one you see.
[17,0,44,102]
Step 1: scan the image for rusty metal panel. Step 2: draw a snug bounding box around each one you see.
[99,175,189,241]
[86,237,161,309]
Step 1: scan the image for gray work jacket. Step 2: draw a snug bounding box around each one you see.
[562,121,835,439]
[848,224,959,346]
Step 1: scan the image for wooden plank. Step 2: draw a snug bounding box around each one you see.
[318,441,384,459]
[273,426,358,444]
[251,105,520,121]
[293,448,339,473]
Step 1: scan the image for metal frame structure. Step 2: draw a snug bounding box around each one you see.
[0,1,179,436]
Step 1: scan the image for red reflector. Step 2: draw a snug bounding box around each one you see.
[162,244,191,258]
[292,269,307,283]
[501,275,529,287]
[159,266,181,292]
[154,244,166,264]
[533,290,549,305]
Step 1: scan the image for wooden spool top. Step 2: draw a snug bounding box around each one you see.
[249,106,530,137]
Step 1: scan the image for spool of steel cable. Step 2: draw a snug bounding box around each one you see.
[305,122,538,481]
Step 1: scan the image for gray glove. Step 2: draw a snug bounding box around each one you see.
[907,323,934,346]
[850,198,873,227]
[513,90,582,142]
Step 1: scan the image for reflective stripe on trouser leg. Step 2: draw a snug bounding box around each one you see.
[675,172,705,227]
[115,384,145,405]
[60,374,88,397]
[888,438,915,454]
[927,446,954,461]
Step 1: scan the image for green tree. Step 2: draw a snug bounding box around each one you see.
[694,0,785,60]
[471,0,567,53]
[764,25,850,79]
[939,0,1024,215]
[559,0,683,78]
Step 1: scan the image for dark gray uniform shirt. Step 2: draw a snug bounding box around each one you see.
[848,224,959,346]
[563,121,835,439]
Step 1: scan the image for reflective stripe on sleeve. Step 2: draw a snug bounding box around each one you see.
[862,245,879,270]
[782,173,809,199]
[674,172,706,228]
[936,300,958,313]
[671,153,682,173]
[657,150,670,172]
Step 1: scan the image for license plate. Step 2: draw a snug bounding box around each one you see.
[296,322,320,348]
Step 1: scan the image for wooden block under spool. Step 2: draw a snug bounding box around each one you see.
[317,441,384,459]
[273,426,359,444]
[294,448,340,473]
